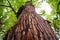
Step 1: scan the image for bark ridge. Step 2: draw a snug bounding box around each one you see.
[6,1,58,40]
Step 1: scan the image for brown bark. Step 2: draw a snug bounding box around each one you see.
[5,1,58,40]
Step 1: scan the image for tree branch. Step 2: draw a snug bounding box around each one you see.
[0,0,17,15]
[7,0,17,15]
[0,5,10,7]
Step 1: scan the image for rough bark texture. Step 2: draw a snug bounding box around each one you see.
[5,1,58,40]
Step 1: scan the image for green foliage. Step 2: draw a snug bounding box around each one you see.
[45,0,60,31]
[0,0,17,40]
[0,8,17,40]
[8,0,27,12]
[53,19,60,30]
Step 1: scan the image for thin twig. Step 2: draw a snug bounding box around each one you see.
[7,0,17,15]
[0,5,10,7]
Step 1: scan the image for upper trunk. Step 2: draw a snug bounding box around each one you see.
[4,1,58,40]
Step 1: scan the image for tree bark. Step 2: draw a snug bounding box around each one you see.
[4,1,58,40]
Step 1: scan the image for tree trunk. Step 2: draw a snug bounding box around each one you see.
[5,1,58,40]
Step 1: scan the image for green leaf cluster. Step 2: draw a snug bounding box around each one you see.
[45,0,60,31]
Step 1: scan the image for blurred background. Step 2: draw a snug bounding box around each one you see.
[0,0,60,40]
